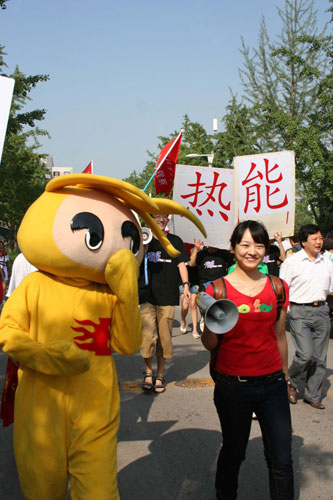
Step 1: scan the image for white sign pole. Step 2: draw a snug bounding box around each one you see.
[0,75,15,165]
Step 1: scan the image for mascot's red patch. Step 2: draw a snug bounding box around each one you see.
[71,318,112,355]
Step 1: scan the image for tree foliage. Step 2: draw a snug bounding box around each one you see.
[125,1,332,232]
[213,97,259,168]
[0,0,9,10]
[239,0,332,231]
[0,45,50,244]
[124,114,216,197]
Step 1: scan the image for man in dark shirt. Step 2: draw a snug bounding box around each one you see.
[189,241,230,291]
[139,215,190,393]
[263,244,281,276]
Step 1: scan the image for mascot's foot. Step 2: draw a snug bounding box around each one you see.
[154,376,166,394]
[142,371,154,391]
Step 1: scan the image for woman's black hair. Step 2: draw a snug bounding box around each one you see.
[230,220,269,251]
[323,233,333,252]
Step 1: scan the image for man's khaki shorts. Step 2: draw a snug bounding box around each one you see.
[140,302,175,359]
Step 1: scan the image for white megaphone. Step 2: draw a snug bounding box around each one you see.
[197,292,239,334]
[141,226,153,246]
[130,211,153,246]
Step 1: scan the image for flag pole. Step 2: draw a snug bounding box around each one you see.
[143,130,183,192]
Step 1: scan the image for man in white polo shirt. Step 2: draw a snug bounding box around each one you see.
[280,224,333,409]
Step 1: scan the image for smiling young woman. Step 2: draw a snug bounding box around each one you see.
[201,220,294,500]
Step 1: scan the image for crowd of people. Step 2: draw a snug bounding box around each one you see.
[0,220,332,500]
[137,218,333,500]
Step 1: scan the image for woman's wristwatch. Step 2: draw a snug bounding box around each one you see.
[183,282,190,287]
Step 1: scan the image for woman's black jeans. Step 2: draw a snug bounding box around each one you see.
[213,372,294,500]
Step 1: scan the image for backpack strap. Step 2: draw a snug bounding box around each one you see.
[208,277,227,380]
[267,274,286,321]
[211,277,227,300]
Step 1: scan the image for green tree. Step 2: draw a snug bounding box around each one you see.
[0,45,50,245]
[239,0,332,231]
[213,97,259,168]
[178,114,214,166]
[293,1,333,231]
[124,114,215,196]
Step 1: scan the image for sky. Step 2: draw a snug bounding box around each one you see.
[0,0,329,179]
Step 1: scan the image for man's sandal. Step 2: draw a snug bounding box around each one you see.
[142,371,154,392]
[154,376,166,393]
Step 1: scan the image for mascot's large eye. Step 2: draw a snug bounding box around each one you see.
[71,212,104,251]
[121,221,140,256]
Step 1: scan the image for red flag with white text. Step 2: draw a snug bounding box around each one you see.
[154,131,182,196]
[82,161,93,174]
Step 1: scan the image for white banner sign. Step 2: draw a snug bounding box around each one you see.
[0,75,15,164]
[234,150,295,237]
[172,164,236,248]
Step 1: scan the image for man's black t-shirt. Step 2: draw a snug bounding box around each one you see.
[187,263,199,287]
[138,233,188,306]
[196,249,229,290]
[263,244,281,276]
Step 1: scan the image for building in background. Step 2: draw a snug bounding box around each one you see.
[51,166,73,177]
[42,155,73,179]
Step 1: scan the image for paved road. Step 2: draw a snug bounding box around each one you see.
[1,309,332,499]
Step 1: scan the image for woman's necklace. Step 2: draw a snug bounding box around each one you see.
[230,277,266,297]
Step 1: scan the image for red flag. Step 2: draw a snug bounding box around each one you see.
[82,161,93,174]
[154,131,182,196]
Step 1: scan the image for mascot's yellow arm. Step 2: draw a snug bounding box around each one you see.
[0,282,90,376]
[105,249,142,355]
[0,250,142,373]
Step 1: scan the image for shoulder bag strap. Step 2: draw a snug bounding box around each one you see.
[267,274,286,320]
[211,277,227,300]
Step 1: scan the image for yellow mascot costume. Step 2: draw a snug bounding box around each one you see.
[0,174,206,500]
